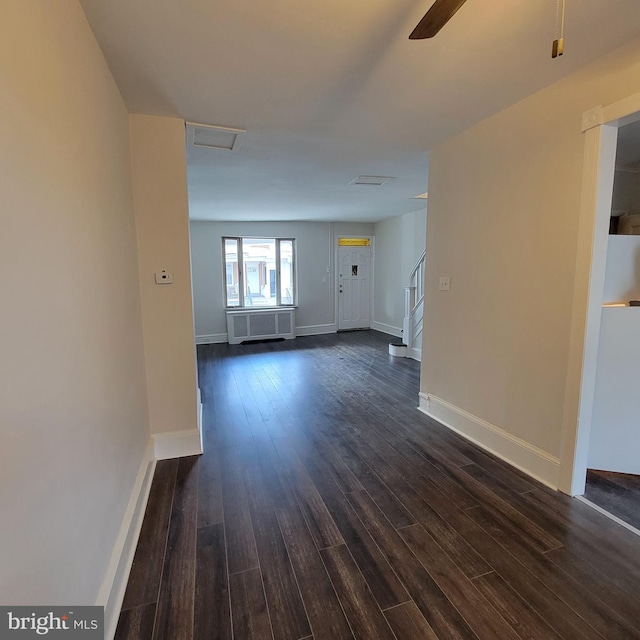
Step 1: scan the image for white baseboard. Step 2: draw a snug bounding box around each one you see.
[153,428,203,460]
[418,393,560,490]
[295,323,337,337]
[196,333,227,344]
[408,347,422,362]
[371,321,403,338]
[97,440,156,640]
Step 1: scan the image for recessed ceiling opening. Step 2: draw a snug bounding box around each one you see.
[187,122,246,151]
[349,175,396,186]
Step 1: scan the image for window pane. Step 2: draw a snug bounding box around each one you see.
[242,238,276,307]
[279,240,294,305]
[224,238,240,307]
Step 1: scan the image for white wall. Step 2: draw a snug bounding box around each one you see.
[603,234,640,302]
[190,220,374,340]
[130,115,200,441]
[0,0,149,606]
[421,36,640,488]
[589,308,640,474]
[373,210,427,336]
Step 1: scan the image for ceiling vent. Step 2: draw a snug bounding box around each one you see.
[187,122,246,151]
[349,175,396,186]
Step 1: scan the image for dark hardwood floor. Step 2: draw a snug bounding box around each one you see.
[116,330,640,640]
[585,469,640,531]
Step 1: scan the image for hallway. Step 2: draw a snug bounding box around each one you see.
[116,331,640,640]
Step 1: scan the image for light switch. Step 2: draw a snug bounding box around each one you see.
[155,269,173,284]
[439,277,450,291]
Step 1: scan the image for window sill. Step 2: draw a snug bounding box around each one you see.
[225,306,297,313]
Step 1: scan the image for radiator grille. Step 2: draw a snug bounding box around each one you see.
[277,312,291,334]
[233,315,248,338]
[250,313,276,337]
[226,308,296,344]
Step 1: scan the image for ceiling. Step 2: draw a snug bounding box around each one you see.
[79,0,640,222]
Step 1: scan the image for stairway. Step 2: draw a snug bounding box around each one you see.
[402,251,425,362]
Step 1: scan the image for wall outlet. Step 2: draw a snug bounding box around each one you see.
[439,276,450,291]
[155,269,173,284]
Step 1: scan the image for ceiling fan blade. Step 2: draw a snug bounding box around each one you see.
[409,0,469,39]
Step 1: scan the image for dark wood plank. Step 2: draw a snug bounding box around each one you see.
[114,603,156,640]
[471,571,563,640]
[122,459,177,609]
[229,568,273,640]
[313,431,416,529]
[399,524,521,640]
[402,477,608,640]
[320,544,396,640]
[340,430,490,579]
[466,504,639,640]
[194,524,231,640]
[459,447,538,494]
[585,469,640,530]
[197,450,223,528]
[272,437,345,549]
[153,456,198,640]
[301,452,410,610]
[383,602,439,640]
[544,545,640,633]
[274,496,354,640]
[447,465,563,553]
[346,489,480,640]
[244,464,312,640]
[591,469,640,492]
[522,489,640,592]
[219,445,259,575]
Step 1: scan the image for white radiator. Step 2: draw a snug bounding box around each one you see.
[226,308,296,344]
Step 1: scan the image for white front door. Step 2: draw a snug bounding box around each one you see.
[338,244,371,330]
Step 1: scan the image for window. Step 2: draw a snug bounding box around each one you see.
[223,237,296,308]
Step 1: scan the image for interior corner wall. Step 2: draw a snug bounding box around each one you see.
[373,210,427,335]
[421,36,640,484]
[129,115,199,439]
[0,0,149,605]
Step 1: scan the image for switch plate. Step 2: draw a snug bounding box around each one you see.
[439,276,450,291]
[155,270,173,284]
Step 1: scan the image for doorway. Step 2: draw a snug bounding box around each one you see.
[560,92,640,506]
[337,238,372,331]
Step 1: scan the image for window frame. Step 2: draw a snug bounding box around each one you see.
[222,236,297,309]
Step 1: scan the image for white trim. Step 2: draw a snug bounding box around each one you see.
[295,323,337,336]
[420,393,560,490]
[153,428,203,460]
[196,333,228,344]
[197,388,203,440]
[408,346,422,362]
[601,90,640,126]
[581,106,603,132]
[97,440,156,640]
[576,496,640,538]
[371,321,403,338]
